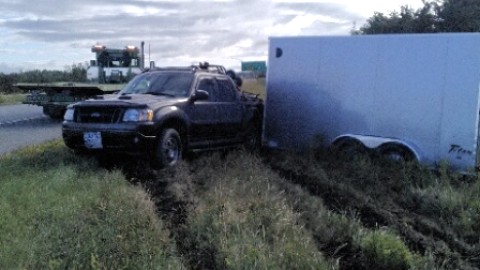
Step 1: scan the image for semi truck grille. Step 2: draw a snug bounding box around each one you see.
[76,107,123,123]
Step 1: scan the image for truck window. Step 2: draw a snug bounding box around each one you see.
[121,72,193,96]
[198,78,216,101]
[216,78,237,102]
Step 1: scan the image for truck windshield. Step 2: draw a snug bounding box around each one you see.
[120,72,193,97]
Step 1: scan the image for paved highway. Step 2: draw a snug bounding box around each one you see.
[0,105,62,155]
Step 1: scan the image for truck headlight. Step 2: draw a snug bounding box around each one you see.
[122,108,153,122]
[64,108,75,121]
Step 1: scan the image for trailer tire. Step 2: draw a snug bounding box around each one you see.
[153,128,182,168]
[377,144,415,163]
[332,139,368,160]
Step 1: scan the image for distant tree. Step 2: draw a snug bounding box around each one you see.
[65,63,87,82]
[435,0,480,32]
[0,63,87,94]
[355,0,480,34]
[0,74,16,93]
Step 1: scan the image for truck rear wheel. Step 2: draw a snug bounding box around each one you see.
[153,128,182,168]
[43,105,65,119]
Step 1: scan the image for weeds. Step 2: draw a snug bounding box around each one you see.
[0,93,25,105]
[266,148,480,269]
[2,132,480,269]
[186,153,332,269]
[0,140,183,269]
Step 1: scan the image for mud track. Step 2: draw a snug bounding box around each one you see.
[265,155,480,270]
[97,151,479,270]
[97,155,223,270]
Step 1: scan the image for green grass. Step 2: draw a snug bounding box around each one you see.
[0,93,26,105]
[0,140,183,269]
[2,136,479,269]
[269,148,480,269]
[184,153,333,269]
[241,79,265,99]
[154,151,442,269]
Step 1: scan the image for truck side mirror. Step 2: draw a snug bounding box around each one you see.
[191,90,209,102]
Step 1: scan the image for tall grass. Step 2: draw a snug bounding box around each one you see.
[0,93,26,105]
[2,135,479,269]
[182,153,333,269]
[0,140,183,269]
[155,151,442,269]
[241,79,265,99]
[270,148,480,269]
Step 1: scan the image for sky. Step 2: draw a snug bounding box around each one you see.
[0,0,424,73]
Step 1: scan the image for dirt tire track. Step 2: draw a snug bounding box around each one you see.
[266,159,480,270]
[98,156,224,270]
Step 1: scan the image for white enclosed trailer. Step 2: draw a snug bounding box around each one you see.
[263,33,480,172]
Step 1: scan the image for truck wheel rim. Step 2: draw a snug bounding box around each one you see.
[164,137,179,164]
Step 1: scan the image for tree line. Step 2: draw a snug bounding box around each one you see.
[354,0,480,34]
[0,64,86,94]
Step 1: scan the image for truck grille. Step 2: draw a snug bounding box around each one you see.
[76,107,123,123]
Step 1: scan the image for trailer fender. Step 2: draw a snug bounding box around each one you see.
[332,134,423,162]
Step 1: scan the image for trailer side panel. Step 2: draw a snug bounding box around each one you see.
[264,33,480,171]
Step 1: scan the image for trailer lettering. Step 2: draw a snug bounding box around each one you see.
[449,144,473,156]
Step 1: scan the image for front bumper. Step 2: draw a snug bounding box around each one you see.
[62,122,157,153]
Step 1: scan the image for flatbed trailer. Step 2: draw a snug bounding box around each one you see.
[18,82,123,118]
[17,43,145,118]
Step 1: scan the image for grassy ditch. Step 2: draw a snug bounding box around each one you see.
[267,148,480,269]
[120,150,448,270]
[129,153,335,269]
[0,140,183,269]
[2,137,480,269]
[0,93,26,105]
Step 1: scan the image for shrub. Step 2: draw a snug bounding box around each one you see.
[358,230,412,269]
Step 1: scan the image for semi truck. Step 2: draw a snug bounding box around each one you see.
[263,33,480,172]
[18,43,146,118]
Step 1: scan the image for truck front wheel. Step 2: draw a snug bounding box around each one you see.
[153,128,182,168]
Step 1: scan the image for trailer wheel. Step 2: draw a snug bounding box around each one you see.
[332,139,368,160]
[153,128,182,168]
[377,144,415,163]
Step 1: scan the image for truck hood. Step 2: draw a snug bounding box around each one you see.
[72,94,187,109]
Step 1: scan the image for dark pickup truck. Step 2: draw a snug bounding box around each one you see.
[62,64,264,168]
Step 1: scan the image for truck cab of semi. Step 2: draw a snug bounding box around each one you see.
[87,45,143,83]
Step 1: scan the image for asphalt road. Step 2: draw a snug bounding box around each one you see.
[0,105,62,155]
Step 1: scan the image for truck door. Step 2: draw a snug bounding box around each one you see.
[189,76,222,141]
[214,77,243,138]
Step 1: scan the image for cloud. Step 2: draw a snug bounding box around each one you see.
[0,0,375,72]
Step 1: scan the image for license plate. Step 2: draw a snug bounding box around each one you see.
[83,132,103,149]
